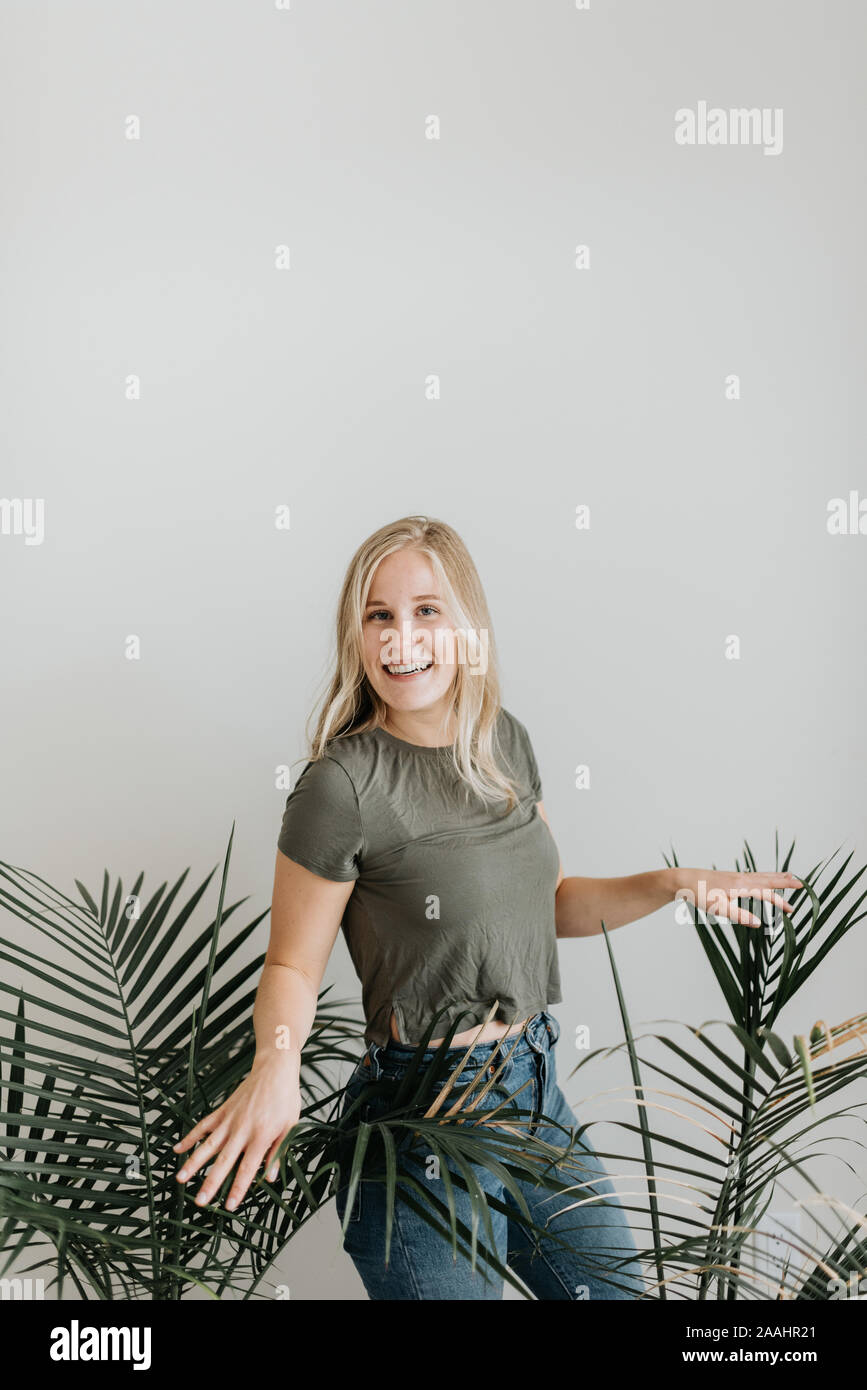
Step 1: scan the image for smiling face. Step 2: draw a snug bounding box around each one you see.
[361,548,458,727]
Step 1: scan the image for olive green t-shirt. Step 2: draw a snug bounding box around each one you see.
[276,708,562,1047]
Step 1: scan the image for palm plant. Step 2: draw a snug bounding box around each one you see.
[567,836,867,1300]
[0,828,358,1299]
[1,830,864,1301]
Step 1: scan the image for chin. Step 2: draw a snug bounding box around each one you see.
[371,670,454,712]
[382,687,443,712]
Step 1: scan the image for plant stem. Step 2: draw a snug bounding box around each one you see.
[600,920,664,1298]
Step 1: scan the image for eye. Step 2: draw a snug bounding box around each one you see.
[365,609,391,622]
[417,605,439,617]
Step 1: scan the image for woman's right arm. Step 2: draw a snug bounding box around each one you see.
[172,851,355,1211]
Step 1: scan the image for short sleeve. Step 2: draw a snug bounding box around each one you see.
[501,711,543,801]
[519,723,543,801]
[276,755,363,882]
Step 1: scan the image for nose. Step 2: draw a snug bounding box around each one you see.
[399,623,432,664]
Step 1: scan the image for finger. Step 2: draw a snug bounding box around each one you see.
[225,1144,271,1211]
[722,889,800,911]
[176,1126,229,1184]
[706,888,727,915]
[263,1137,283,1183]
[712,893,759,926]
[745,888,798,913]
[766,891,795,913]
[738,873,801,887]
[726,885,796,904]
[193,1140,245,1207]
[721,895,760,925]
[732,902,761,926]
[173,1111,222,1155]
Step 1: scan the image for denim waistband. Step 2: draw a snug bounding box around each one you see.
[362,1009,561,1078]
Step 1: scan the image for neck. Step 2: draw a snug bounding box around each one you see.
[383,703,456,748]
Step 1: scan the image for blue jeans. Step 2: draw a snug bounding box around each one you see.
[334,1011,645,1300]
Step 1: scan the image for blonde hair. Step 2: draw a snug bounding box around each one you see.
[307,515,518,809]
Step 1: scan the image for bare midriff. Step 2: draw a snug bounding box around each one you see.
[388,1009,531,1049]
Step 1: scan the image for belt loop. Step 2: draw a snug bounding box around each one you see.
[526,1012,545,1056]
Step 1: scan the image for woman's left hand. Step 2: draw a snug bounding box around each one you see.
[671,868,802,928]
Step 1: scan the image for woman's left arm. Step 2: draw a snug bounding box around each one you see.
[536,803,801,937]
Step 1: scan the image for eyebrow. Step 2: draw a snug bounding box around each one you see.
[365,594,441,607]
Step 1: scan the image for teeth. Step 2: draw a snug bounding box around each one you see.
[386,661,432,675]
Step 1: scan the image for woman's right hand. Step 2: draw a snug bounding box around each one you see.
[173,1058,301,1211]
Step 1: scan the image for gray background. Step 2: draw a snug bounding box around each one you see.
[1,0,865,1299]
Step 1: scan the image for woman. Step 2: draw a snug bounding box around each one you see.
[174,515,800,1300]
